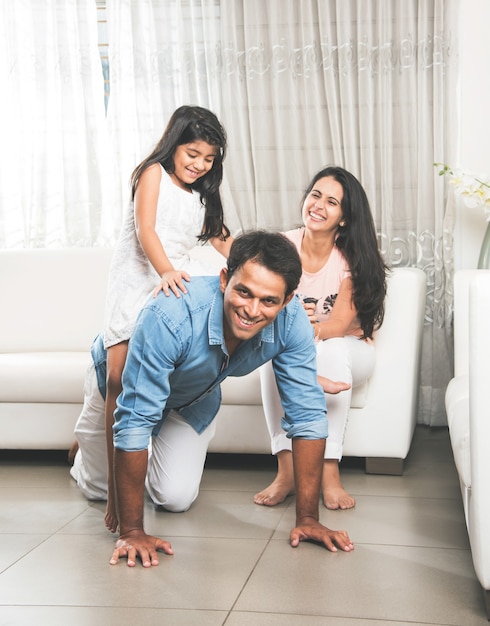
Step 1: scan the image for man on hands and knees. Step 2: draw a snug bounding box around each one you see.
[71,231,354,567]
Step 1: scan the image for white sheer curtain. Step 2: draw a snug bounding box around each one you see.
[105,0,240,228]
[0,0,115,248]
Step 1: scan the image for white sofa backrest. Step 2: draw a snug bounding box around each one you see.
[0,248,114,353]
[189,243,228,274]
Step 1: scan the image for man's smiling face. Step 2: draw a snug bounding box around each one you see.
[219,260,293,352]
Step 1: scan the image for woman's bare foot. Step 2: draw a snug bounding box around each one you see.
[254,477,295,506]
[254,450,295,506]
[323,485,356,510]
[318,375,351,395]
[322,459,356,510]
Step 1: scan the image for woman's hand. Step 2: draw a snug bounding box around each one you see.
[302,301,319,324]
[153,270,191,298]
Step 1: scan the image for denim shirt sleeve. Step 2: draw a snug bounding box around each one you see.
[272,302,328,440]
[90,334,107,400]
[112,304,185,452]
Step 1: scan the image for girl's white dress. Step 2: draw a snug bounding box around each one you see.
[103,165,214,349]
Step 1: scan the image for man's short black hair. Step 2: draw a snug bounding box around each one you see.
[226,230,302,297]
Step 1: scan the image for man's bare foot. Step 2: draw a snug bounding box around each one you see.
[254,477,295,506]
[322,458,356,510]
[67,440,79,466]
[318,375,351,395]
[322,485,356,510]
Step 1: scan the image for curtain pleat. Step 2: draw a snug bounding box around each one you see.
[0,0,116,248]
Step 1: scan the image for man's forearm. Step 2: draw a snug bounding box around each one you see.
[292,438,326,522]
[114,449,148,535]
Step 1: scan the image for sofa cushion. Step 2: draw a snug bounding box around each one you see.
[445,374,471,489]
[220,369,262,404]
[0,353,91,403]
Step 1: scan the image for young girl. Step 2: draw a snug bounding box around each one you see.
[102,106,232,532]
[254,166,387,511]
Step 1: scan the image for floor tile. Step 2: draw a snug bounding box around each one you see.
[0,454,74,489]
[0,426,487,624]
[0,488,89,533]
[0,606,227,626]
[59,491,290,541]
[0,534,49,573]
[234,541,487,625]
[200,465,276,492]
[144,489,290,539]
[338,460,462,501]
[272,493,469,550]
[338,428,462,502]
[54,503,115,537]
[0,534,267,611]
[226,613,420,625]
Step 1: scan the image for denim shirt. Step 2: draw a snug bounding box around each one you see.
[91,275,328,452]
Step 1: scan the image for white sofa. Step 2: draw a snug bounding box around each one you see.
[0,246,426,476]
[445,270,490,618]
[0,248,115,449]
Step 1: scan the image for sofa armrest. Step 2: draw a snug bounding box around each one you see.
[453,270,481,378]
[343,267,426,460]
[468,271,490,589]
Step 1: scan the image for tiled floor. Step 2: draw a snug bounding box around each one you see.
[0,426,488,625]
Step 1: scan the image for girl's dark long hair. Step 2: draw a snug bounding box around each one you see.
[302,166,388,338]
[130,105,230,242]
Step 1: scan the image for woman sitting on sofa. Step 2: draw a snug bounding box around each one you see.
[254,166,387,510]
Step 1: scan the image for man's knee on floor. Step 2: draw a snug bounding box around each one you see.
[149,482,198,513]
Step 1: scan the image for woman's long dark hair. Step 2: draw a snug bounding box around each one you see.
[130,105,230,242]
[302,166,388,338]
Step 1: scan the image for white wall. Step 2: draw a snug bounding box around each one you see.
[455,0,490,269]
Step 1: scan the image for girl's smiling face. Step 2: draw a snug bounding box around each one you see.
[302,176,344,233]
[170,140,218,190]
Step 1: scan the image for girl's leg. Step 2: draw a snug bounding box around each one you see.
[254,362,295,506]
[104,341,128,532]
[316,337,375,509]
[70,361,108,499]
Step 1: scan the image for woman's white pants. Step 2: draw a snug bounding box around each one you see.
[260,336,375,460]
[70,362,216,512]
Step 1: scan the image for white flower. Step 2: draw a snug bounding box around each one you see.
[435,163,490,221]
